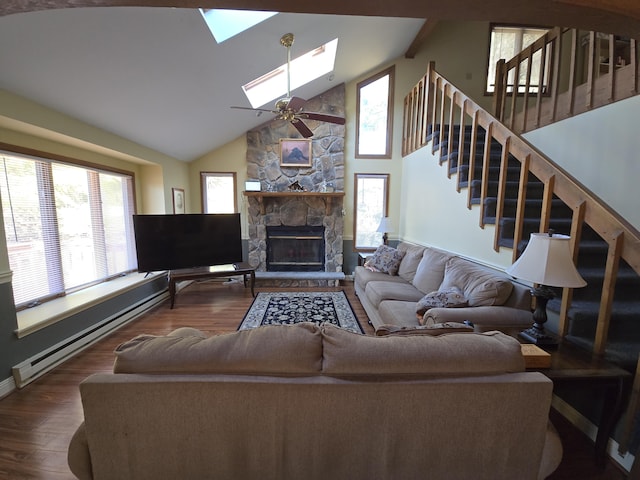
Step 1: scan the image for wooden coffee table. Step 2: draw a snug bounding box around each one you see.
[168,262,255,309]
[486,326,632,466]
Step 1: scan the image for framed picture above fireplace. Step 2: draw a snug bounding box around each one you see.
[280,138,312,167]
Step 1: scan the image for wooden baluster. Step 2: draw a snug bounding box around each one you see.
[559,201,586,338]
[478,121,493,228]
[493,136,510,252]
[512,154,530,263]
[594,232,624,355]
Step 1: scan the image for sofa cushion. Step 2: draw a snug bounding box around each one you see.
[321,325,525,375]
[411,248,451,294]
[378,300,423,329]
[354,265,407,293]
[364,245,405,275]
[365,281,425,308]
[415,287,468,317]
[113,323,323,375]
[397,243,427,283]
[439,257,514,306]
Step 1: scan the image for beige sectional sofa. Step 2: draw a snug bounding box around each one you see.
[68,323,562,480]
[355,242,535,333]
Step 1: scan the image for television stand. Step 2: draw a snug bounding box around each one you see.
[168,262,255,309]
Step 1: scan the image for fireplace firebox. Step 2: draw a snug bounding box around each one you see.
[266,226,325,272]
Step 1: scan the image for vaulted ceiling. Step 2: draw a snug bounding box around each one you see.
[1,1,638,162]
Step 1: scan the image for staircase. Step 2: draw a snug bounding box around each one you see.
[432,123,640,369]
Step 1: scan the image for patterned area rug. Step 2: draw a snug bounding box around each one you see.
[239,291,364,333]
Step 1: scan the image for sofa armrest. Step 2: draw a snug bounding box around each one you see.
[68,422,93,480]
[424,306,533,328]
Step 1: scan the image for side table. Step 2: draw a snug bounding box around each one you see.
[488,326,631,467]
[168,262,255,309]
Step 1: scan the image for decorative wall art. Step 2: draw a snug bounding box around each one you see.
[280,138,312,167]
[172,188,185,214]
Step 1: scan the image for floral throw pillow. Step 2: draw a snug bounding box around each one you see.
[364,245,405,276]
[415,286,468,317]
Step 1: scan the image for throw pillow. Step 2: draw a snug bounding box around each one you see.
[364,245,405,275]
[415,287,468,318]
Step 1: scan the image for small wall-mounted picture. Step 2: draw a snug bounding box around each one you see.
[280,138,312,167]
[172,188,185,214]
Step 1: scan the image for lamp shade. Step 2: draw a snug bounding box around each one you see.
[376,217,393,233]
[506,233,586,288]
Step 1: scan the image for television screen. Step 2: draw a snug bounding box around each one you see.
[133,213,243,272]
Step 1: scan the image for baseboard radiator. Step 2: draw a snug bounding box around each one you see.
[12,290,169,388]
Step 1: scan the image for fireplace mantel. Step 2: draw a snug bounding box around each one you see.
[243,191,345,215]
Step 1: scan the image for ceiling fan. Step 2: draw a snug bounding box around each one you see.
[231,33,345,138]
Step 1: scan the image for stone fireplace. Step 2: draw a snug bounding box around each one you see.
[244,84,345,286]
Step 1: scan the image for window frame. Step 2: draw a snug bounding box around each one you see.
[200,171,238,214]
[353,173,390,252]
[485,24,550,96]
[1,144,137,310]
[355,66,395,159]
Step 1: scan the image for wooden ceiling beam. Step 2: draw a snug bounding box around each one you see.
[405,19,439,59]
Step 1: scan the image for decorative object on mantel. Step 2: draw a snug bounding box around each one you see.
[230,33,345,138]
[287,180,305,192]
[376,216,393,245]
[506,230,586,346]
[280,138,312,167]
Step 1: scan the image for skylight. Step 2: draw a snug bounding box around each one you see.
[200,9,277,43]
[243,38,338,108]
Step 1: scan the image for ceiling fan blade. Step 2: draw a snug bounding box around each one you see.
[287,96,307,112]
[302,112,346,125]
[291,119,313,138]
[230,106,277,114]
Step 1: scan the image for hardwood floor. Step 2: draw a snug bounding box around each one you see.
[0,280,629,479]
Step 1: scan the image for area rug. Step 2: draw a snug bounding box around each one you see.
[239,291,364,333]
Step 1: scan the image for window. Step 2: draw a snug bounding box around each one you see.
[1,150,137,309]
[356,66,394,159]
[353,173,389,251]
[201,172,237,213]
[242,38,338,109]
[486,25,549,94]
[200,9,277,44]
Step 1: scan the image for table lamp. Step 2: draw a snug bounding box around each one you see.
[376,217,393,246]
[506,231,586,346]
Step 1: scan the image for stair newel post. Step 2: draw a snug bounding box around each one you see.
[492,59,506,122]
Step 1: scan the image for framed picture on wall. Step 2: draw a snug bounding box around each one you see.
[172,188,185,214]
[279,138,312,167]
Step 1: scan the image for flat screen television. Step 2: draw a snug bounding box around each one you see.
[133,213,243,272]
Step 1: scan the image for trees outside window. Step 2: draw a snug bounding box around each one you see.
[356,66,394,159]
[353,173,389,251]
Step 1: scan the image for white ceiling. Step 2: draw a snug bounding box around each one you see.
[0,7,425,161]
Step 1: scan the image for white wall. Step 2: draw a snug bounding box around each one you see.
[524,95,640,231]
[400,147,515,270]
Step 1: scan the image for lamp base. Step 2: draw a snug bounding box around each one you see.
[518,326,560,347]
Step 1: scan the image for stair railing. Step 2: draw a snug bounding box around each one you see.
[492,27,639,134]
[403,60,640,356]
